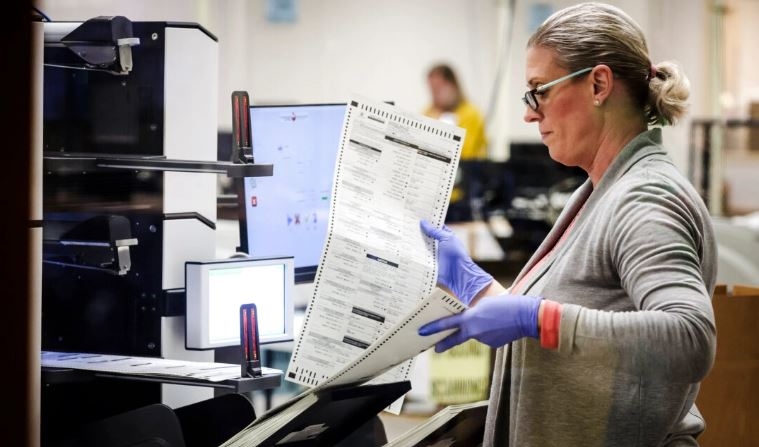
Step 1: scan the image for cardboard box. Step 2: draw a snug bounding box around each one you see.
[696,288,759,446]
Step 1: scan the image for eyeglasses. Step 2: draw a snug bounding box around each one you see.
[522,67,593,111]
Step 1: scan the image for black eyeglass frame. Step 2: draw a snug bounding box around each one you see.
[522,67,593,111]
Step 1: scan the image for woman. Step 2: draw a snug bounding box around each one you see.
[419,3,716,446]
[425,64,488,160]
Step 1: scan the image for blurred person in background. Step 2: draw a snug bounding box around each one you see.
[426,64,489,220]
[425,64,488,160]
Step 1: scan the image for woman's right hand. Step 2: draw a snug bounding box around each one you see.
[419,293,543,352]
[420,220,494,305]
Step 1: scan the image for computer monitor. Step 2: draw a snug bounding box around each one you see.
[238,103,346,283]
[185,257,294,350]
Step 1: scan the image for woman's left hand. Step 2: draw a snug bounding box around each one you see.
[420,220,493,305]
[419,294,542,352]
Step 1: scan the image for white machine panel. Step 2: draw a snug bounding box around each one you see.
[160,25,218,408]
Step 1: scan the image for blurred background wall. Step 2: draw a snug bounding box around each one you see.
[38,0,759,212]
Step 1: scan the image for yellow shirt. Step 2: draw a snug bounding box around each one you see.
[425,100,488,160]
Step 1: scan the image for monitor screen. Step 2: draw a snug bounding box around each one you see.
[185,257,294,349]
[239,103,346,283]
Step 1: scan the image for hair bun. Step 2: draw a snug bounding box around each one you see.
[647,61,690,126]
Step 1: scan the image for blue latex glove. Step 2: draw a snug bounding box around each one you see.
[420,220,493,305]
[418,294,542,353]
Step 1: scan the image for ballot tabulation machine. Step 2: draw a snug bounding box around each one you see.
[40,16,276,445]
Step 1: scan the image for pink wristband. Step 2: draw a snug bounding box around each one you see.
[540,300,562,350]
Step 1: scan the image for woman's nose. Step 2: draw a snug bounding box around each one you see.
[523,105,541,123]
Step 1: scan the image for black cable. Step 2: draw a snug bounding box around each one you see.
[32,6,51,22]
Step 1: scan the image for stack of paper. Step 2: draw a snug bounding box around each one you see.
[222,393,321,446]
[41,351,280,383]
[384,400,489,447]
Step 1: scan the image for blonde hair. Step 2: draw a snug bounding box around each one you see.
[528,2,689,126]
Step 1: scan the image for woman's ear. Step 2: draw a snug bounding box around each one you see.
[591,64,614,105]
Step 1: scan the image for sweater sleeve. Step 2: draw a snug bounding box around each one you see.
[557,180,716,383]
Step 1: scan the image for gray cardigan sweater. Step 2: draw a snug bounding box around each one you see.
[483,129,717,446]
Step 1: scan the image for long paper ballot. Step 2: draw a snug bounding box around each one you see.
[286,97,464,397]
[312,289,466,392]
